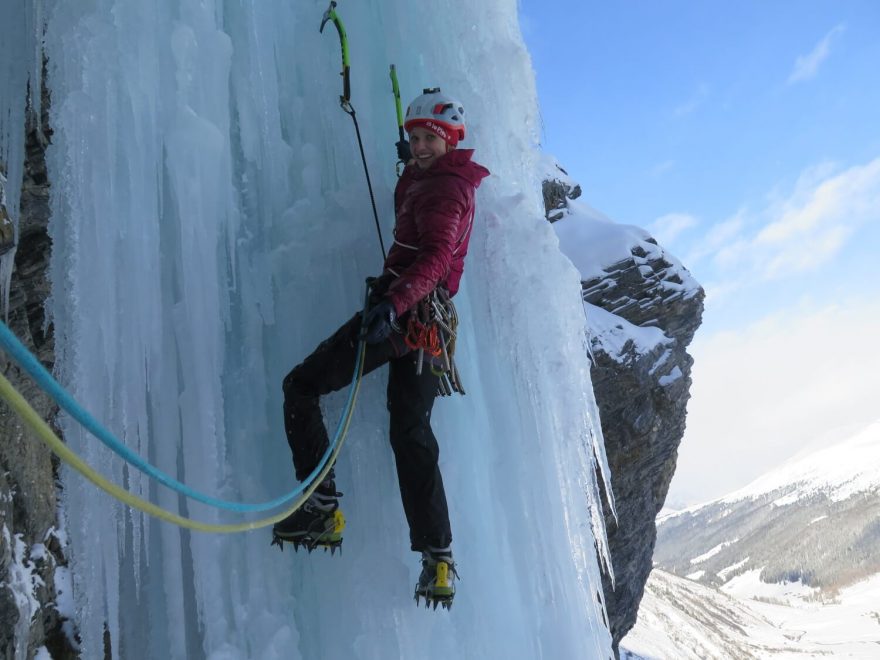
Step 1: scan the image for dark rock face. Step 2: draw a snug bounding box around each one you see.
[586,250,703,652]
[1,79,77,660]
[543,178,704,653]
[542,166,581,223]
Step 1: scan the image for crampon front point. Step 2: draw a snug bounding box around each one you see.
[271,508,345,555]
[414,558,457,610]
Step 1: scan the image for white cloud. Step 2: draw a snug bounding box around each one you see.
[683,211,746,267]
[756,158,880,245]
[760,224,851,279]
[787,24,845,84]
[650,160,675,177]
[669,299,880,505]
[704,157,880,286]
[649,212,698,244]
[673,84,709,117]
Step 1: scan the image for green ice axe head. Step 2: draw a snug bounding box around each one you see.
[389,64,411,169]
[320,1,351,106]
[390,64,405,132]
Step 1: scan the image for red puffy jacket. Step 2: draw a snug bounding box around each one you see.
[383,149,490,315]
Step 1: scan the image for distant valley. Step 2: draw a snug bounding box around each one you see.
[622,421,880,658]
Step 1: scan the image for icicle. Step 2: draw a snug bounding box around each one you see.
[0,0,43,319]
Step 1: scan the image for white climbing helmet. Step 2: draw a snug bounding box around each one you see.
[404,88,466,146]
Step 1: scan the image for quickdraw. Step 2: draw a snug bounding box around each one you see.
[406,289,465,396]
[404,310,443,358]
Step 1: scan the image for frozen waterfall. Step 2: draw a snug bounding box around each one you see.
[2,1,614,658]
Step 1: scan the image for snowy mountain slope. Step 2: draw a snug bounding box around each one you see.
[715,420,880,506]
[655,421,880,595]
[621,568,880,659]
[623,423,880,658]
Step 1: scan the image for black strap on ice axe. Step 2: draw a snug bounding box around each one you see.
[320,1,386,261]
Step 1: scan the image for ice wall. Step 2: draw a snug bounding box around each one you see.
[3,0,617,657]
[0,0,43,312]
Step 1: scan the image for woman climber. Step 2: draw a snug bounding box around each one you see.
[272,88,489,610]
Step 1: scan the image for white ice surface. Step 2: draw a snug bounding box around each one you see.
[0,2,616,659]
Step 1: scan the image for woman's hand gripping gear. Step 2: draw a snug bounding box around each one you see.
[362,300,397,344]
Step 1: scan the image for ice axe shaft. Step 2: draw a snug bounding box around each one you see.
[389,64,411,171]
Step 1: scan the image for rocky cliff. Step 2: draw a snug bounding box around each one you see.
[544,170,705,653]
[0,84,77,660]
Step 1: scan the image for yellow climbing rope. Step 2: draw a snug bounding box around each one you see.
[0,339,364,533]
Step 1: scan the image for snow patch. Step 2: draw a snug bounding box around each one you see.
[690,540,737,565]
[585,303,670,363]
[717,557,750,580]
[721,568,819,603]
[658,365,683,386]
[1,525,43,660]
[552,197,701,295]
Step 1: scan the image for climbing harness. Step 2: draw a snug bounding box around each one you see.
[0,281,374,527]
[320,1,386,260]
[389,64,411,175]
[405,288,465,396]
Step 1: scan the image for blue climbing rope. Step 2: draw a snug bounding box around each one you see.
[0,281,373,513]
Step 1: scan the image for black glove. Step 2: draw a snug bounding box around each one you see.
[368,272,394,299]
[362,299,397,344]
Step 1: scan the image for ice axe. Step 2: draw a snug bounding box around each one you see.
[318,1,386,260]
[320,1,351,108]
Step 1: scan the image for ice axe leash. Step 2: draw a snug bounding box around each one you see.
[389,64,411,176]
[320,1,386,261]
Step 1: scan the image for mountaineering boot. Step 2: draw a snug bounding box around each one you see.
[414,545,457,610]
[271,481,345,554]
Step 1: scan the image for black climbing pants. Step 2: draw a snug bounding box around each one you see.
[282,312,452,552]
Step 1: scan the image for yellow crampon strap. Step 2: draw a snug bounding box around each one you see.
[0,337,365,533]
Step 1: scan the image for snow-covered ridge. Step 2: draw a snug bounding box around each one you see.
[552,197,701,298]
[667,420,880,520]
[730,420,880,504]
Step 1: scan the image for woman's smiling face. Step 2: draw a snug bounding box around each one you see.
[408,126,450,170]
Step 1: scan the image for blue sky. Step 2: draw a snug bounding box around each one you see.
[519,1,880,504]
